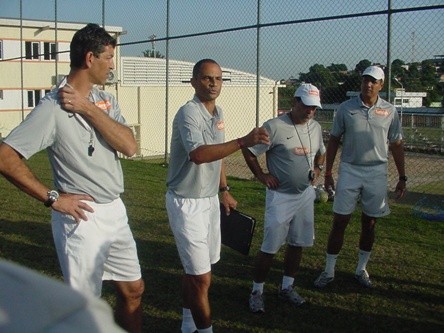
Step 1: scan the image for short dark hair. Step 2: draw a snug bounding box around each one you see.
[70,23,117,69]
[192,59,219,79]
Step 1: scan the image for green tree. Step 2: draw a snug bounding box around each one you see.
[355,59,372,74]
[421,60,440,106]
[327,63,347,72]
[299,64,336,88]
[391,59,406,79]
[142,49,165,58]
[405,62,422,91]
[278,85,296,110]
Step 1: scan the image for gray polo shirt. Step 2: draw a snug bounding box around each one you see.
[249,114,326,194]
[4,87,127,203]
[0,260,126,333]
[331,95,403,165]
[166,95,225,198]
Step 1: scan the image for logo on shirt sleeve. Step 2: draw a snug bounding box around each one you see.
[216,120,225,131]
[95,99,112,113]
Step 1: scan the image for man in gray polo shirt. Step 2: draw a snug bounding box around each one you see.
[243,83,325,313]
[314,65,406,289]
[0,24,143,333]
[166,59,269,333]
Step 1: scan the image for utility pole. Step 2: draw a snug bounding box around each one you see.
[150,34,156,58]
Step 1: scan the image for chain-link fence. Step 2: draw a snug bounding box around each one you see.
[1,0,443,197]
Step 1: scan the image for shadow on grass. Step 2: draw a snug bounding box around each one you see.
[209,249,444,333]
[0,219,59,275]
[2,218,443,332]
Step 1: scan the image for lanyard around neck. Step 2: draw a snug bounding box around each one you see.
[288,113,312,170]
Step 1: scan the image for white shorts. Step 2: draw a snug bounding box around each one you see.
[51,197,142,297]
[333,162,390,217]
[261,186,315,254]
[165,191,221,275]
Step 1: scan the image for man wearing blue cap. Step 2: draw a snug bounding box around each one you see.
[243,83,325,312]
[314,65,407,289]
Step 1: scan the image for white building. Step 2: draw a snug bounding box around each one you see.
[115,57,281,156]
[0,18,123,138]
[0,18,282,157]
[392,89,427,108]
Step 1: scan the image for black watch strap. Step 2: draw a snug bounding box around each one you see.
[219,186,230,192]
[399,176,407,182]
[44,190,59,207]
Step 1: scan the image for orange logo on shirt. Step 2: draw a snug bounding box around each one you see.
[95,100,112,113]
[293,147,310,155]
[374,108,389,117]
[216,120,225,131]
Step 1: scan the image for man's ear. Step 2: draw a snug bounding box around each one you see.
[378,80,384,91]
[85,51,95,68]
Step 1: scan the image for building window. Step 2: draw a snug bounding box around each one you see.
[43,42,56,60]
[0,40,3,59]
[27,90,42,107]
[0,90,3,100]
[25,41,39,59]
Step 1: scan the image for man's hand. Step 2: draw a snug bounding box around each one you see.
[324,174,335,192]
[257,173,279,189]
[312,168,322,185]
[220,191,238,216]
[395,180,407,199]
[51,193,95,223]
[242,127,270,147]
[58,85,95,115]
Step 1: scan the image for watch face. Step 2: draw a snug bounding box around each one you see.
[48,190,60,200]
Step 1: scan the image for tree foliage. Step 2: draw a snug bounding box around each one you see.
[142,49,165,58]
[280,57,443,108]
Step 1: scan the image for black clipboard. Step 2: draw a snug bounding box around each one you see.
[220,203,256,255]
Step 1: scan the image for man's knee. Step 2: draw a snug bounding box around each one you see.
[116,278,144,302]
[186,272,211,292]
[361,214,377,231]
[332,213,351,232]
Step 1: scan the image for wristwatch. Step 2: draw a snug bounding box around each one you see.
[399,176,408,182]
[219,185,230,193]
[44,190,60,207]
[315,164,324,171]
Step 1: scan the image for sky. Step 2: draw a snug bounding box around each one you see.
[1,0,443,80]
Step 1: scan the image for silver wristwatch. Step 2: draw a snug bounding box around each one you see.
[44,190,60,207]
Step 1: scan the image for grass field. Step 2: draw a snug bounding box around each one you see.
[0,152,443,332]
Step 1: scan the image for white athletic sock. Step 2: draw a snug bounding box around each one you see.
[197,326,213,333]
[356,249,371,274]
[181,308,197,333]
[281,275,294,290]
[252,281,264,294]
[325,253,339,277]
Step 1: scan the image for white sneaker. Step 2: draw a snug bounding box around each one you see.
[278,285,305,306]
[355,270,373,288]
[249,290,265,313]
[314,271,334,288]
